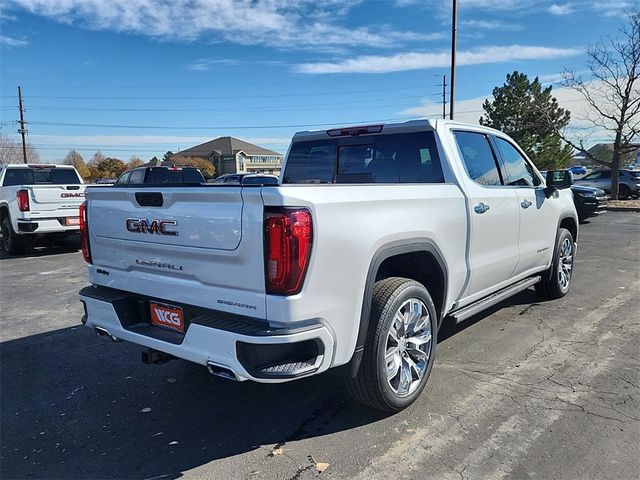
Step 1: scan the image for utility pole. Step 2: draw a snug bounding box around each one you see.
[449,0,458,120]
[17,86,28,164]
[441,75,447,119]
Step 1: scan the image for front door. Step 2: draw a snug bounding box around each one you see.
[492,136,558,275]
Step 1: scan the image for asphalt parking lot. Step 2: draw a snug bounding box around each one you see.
[1,212,639,480]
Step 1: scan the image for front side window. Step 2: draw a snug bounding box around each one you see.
[453,131,502,186]
[283,131,444,184]
[494,137,541,187]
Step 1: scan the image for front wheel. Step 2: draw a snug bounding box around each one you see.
[345,277,437,412]
[536,228,574,299]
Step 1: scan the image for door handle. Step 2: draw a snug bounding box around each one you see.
[521,199,532,209]
[474,202,490,214]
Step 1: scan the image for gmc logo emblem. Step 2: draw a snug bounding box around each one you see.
[61,192,85,198]
[126,218,178,236]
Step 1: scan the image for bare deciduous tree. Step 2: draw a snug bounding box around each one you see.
[0,134,41,165]
[560,7,640,199]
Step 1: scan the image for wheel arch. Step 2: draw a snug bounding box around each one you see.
[559,214,578,243]
[0,203,9,222]
[341,240,448,378]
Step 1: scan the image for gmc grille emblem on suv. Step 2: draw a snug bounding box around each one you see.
[126,218,178,236]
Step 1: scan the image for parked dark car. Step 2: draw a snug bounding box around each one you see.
[116,166,205,185]
[211,173,279,185]
[574,169,640,199]
[572,185,608,222]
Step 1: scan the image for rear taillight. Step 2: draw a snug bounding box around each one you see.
[17,190,29,212]
[264,208,313,295]
[79,202,92,264]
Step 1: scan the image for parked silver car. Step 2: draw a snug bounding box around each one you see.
[574,169,640,199]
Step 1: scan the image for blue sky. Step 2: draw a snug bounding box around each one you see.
[0,0,632,163]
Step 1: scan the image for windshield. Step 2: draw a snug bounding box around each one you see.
[2,167,82,186]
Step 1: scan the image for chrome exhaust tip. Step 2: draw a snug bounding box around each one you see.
[206,362,238,381]
[95,326,120,342]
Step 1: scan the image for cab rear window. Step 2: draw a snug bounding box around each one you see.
[144,168,204,184]
[283,131,444,184]
[2,167,81,186]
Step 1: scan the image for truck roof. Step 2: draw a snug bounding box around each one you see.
[291,118,506,142]
[1,164,76,169]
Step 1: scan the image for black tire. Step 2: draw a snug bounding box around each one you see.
[345,277,438,412]
[618,184,631,200]
[536,228,574,299]
[1,216,26,255]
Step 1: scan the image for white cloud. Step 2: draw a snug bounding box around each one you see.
[295,45,581,74]
[397,0,546,12]
[548,3,573,15]
[0,34,27,46]
[590,1,633,18]
[460,19,523,31]
[6,0,440,50]
[186,58,243,72]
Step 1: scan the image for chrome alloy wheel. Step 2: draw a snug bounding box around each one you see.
[385,298,432,397]
[558,237,574,291]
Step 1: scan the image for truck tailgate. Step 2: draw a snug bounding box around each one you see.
[85,186,267,318]
[29,184,86,213]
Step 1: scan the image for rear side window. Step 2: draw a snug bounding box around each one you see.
[453,131,502,186]
[128,169,145,184]
[182,169,204,183]
[2,167,81,186]
[116,172,132,184]
[494,137,541,187]
[283,132,444,184]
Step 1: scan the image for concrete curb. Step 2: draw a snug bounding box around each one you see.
[607,206,640,213]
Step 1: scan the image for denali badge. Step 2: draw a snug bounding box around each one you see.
[135,259,183,271]
[126,218,178,236]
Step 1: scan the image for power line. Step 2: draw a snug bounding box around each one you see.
[0,95,427,113]
[26,117,423,130]
[0,85,432,101]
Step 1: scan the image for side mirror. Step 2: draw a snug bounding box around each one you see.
[545,170,573,197]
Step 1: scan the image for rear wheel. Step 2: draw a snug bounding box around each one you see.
[536,228,574,299]
[1,216,26,255]
[345,277,437,412]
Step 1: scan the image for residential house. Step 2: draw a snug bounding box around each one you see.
[170,136,284,176]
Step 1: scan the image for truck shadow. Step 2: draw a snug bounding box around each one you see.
[0,236,80,260]
[1,289,541,479]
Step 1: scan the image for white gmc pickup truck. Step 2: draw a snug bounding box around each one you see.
[0,164,86,255]
[80,120,578,411]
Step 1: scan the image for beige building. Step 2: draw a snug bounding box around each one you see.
[171,136,283,176]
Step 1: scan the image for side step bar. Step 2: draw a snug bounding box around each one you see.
[449,276,541,324]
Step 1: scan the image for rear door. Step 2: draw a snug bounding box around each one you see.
[451,130,520,301]
[579,171,611,191]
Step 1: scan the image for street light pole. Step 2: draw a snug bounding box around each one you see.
[449,0,458,120]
